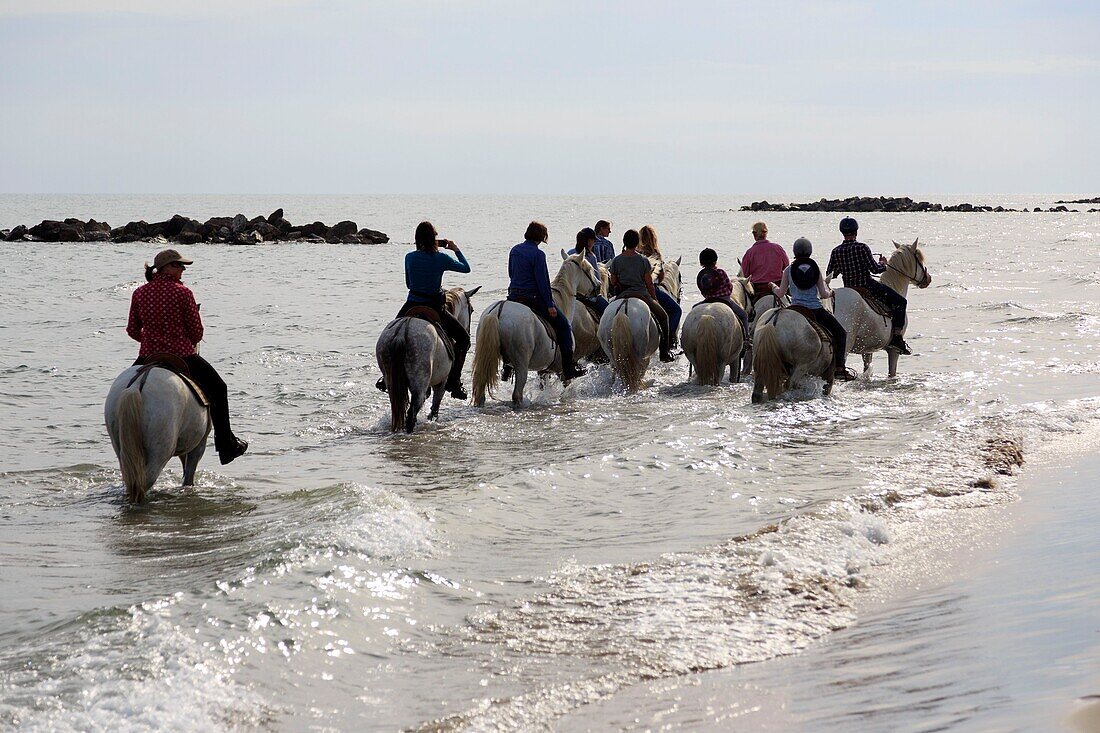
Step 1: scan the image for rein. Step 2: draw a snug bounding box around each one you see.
[884,254,928,286]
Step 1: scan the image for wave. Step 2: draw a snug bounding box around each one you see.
[413,399,1100,731]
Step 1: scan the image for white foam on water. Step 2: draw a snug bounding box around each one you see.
[416,398,1100,731]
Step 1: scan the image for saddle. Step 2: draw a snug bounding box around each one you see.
[852,286,893,320]
[749,283,778,304]
[578,299,602,324]
[787,305,834,348]
[127,353,209,406]
[402,307,456,361]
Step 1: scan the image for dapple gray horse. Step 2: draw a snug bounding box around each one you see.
[375,286,480,432]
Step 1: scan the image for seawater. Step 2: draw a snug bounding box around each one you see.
[1,195,1098,731]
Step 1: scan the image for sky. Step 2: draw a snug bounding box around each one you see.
[0,0,1097,194]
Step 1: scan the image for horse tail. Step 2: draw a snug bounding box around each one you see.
[383,336,410,433]
[611,309,644,391]
[116,385,148,502]
[753,321,787,400]
[694,314,723,386]
[472,307,502,406]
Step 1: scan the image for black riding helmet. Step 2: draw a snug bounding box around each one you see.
[839,217,858,235]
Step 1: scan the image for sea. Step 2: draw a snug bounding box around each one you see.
[1,194,1098,731]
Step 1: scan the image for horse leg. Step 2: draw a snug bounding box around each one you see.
[181,442,207,487]
[512,366,528,408]
[427,384,446,421]
[752,377,766,403]
[405,385,427,433]
[731,359,741,384]
[862,353,873,378]
[822,363,836,396]
[888,349,900,378]
[742,346,753,376]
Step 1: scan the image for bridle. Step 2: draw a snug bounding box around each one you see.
[885,251,930,288]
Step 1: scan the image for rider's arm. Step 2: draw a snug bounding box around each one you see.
[181,290,204,345]
[441,247,471,273]
[771,269,789,299]
[824,250,837,281]
[863,244,886,274]
[126,292,142,342]
[534,249,554,307]
[816,272,834,300]
[644,271,657,299]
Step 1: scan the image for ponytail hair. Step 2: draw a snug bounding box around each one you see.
[144,263,156,282]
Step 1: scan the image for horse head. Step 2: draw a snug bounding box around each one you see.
[446,285,482,330]
[556,254,601,298]
[656,257,683,302]
[890,239,932,289]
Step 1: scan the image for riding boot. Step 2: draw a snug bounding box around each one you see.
[183,355,248,464]
[561,339,587,380]
[889,331,912,355]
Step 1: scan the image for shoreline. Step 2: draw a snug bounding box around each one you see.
[559,426,1100,731]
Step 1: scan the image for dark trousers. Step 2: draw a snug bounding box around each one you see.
[655,289,682,345]
[865,280,907,332]
[702,297,750,345]
[578,295,609,318]
[134,354,235,450]
[807,307,848,369]
[396,299,470,388]
[750,282,779,304]
[507,295,577,371]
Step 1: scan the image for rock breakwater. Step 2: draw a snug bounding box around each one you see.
[0,209,389,245]
[738,196,1099,213]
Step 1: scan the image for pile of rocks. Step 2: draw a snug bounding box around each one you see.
[1054,197,1100,204]
[0,209,389,245]
[737,196,1096,213]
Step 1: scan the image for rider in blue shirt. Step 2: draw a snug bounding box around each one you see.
[592,220,616,263]
[574,227,609,318]
[507,221,586,380]
[377,221,472,399]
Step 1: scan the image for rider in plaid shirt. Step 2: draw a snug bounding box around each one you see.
[825,218,911,354]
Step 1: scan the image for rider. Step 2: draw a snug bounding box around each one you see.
[740,221,789,301]
[638,225,683,347]
[377,221,472,399]
[825,217,911,354]
[609,229,676,362]
[574,227,609,318]
[592,220,615,263]
[126,249,248,465]
[772,238,857,381]
[507,221,586,380]
[696,247,750,348]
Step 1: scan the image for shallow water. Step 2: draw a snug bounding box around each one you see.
[1,195,1098,730]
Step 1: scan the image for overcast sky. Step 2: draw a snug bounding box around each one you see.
[1,0,1096,194]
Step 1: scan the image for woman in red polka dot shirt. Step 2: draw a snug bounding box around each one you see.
[127,249,248,464]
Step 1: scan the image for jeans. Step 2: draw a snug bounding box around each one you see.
[807,307,848,369]
[865,280,907,332]
[396,298,470,388]
[655,289,682,345]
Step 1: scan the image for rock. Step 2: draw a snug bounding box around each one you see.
[0,229,8,240]
[330,220,358,238]
[5,225,27,241]
[300,221,328,237]
[29,220,63,241]
[233,230,261,245]
[204,216,233,230]
[176,231,203,245]
[1034,207,1042,212]
[86,218,111,233]
[252,221,280,241]
[231,213,249,233]
[299,233,327,243]
[84,230,110,242]
[57,225,84,241]
[158,214,192,237]
[358,228,389,243]
[1054,197,1100,204]
[267,208,284,224]
[63,218,87,234]
[122,220,150,238]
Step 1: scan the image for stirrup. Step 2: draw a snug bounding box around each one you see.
[447,383,468,400]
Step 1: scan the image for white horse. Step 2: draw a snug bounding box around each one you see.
[598,298,660,391]
[681,302,744,385]
[751,307,835,403]
[560,249,611,363]
[471,254,600,407]
[375,286,480,433]
[105,365,212,503]
[831,239,931,378]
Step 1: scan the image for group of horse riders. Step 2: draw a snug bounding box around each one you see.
[123,215,914,456]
